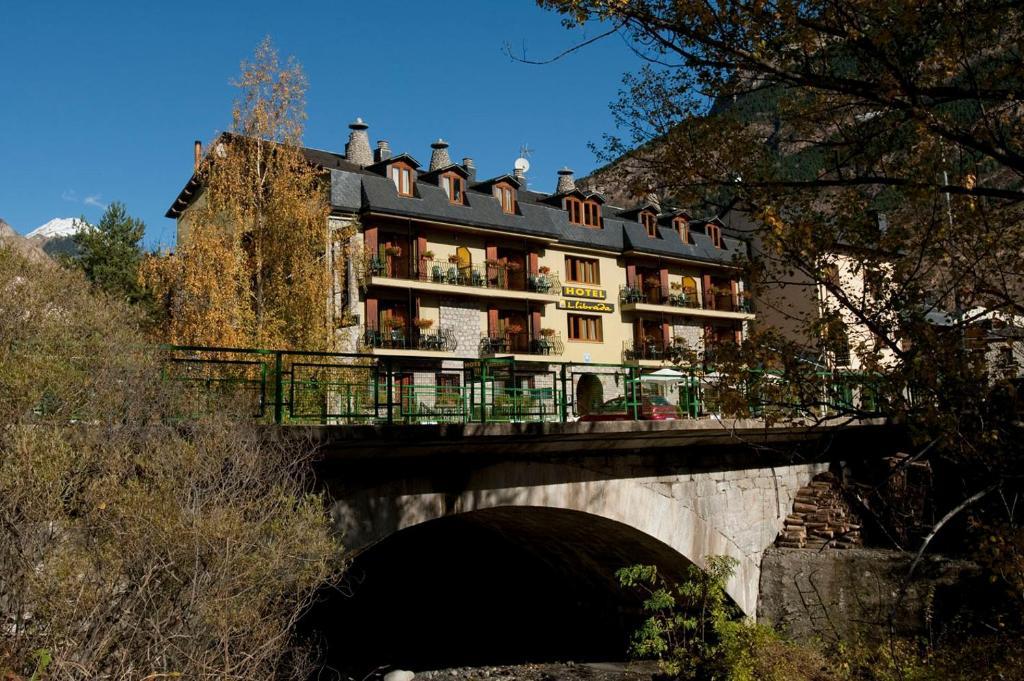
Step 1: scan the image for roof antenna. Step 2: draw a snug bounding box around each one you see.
[513,143,533,186]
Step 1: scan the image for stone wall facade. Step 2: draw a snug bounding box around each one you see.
[439,296,482,359]
[758,547,980,643]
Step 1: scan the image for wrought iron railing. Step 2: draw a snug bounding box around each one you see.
[363,325,458,352]
[479,332,564,356]
[369,257,561,295]
[619,285,751,312]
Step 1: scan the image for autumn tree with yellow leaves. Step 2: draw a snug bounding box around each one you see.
[145,38,332,351]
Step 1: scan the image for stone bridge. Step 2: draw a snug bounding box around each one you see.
[296,418,899,619]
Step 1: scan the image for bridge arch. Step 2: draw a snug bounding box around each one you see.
[330,461,766,617]
[309,505,720,674]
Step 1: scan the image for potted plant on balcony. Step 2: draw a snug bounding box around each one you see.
[644,275,661,289]
[506,261,523,272]
[538,265,551,275]
[505,323,524,335]
[448,253,461,264]
[413,318,434,330]
[484,258,502,268]
[539,328,556,337]
[384,245,402,257]
[421,250,435,261]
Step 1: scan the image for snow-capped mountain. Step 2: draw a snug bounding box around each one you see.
[26,217,89,240]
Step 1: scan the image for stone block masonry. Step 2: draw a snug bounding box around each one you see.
[439,296,481,359]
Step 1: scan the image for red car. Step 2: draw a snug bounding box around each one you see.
[580,395,681,421]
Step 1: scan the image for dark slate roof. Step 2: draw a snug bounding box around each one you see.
[333,167,744,266]
[166,133,744,266]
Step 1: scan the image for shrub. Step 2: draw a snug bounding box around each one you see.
[0,247,343,679]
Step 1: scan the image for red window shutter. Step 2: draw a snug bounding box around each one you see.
[626,265,637,287]
[662,322,672,346]
[417,235,428,261]
[659,267,670,292]
[703,274,714,309]
[531,310,542,338]
[487,307,498,336]
[366,297,379,328]
[485,243,498,262]
[528,252,539,275]
[364,226,378,254]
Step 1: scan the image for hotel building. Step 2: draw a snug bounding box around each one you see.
[168,118,755,417]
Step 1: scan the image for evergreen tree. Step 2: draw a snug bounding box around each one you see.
[73,201,146,303]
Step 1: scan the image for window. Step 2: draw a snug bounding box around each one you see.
[565,255,600,284]
[493,183,516,214]
[706,222,722,248]
[390,162,413,197]
[566,197,602,227]
[674,217,689,243]
[568,314,603,342]
[441,173,463,204]
[640,211,658,237]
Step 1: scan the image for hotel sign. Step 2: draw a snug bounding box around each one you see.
[558,299,615,313]
[561,285,606,300]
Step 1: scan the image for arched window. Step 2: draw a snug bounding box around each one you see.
[640,211,657,237]
[390,162,414,197]
[674,217,689,244]
[493,182,516,214]
[567,198,602,227]
[441,172,464,204]
[706,222,722,248]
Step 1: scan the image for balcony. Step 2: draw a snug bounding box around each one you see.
[363,324,459,355]
[619,285,754,320]
[479,331,565,358]
[623,338,694,364]
[365,256,562,303]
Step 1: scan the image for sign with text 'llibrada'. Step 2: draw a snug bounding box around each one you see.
[557,299,615,313]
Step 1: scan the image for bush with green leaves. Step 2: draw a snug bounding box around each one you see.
[617,557,833,680]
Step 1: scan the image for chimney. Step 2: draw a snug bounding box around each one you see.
[513,166,525,182]
[193,140,202,171]
[463,157,476,182]
[556,167,576,194]
[375,140,391,163]
[429,139,451,171]
[344,117,373,167]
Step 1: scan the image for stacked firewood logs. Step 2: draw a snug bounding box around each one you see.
[776,472,862,549]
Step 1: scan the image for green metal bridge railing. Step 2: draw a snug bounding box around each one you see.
[160,345,883,426]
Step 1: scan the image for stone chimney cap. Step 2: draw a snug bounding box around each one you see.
[431,138,449,149]
[555,167,577,194]
[349,117,369,130]
[462,157,474,167]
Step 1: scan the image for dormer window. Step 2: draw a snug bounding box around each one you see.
[567,197,602,228]
[441,172,464,204]
[390,162,414,197]
[674,217,689,244]
[494,182,516,214]
[640,211,658,237]
[707,222,723,248]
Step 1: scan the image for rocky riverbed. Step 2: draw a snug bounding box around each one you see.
[374,661,661,681]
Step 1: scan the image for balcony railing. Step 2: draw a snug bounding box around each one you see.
[623,338,693,362]
[479,332,565,357]
[366,256,560,294]
[363,325,459,352]
[619,285,752,313]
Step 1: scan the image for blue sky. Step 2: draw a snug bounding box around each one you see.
[0,1,645,248]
